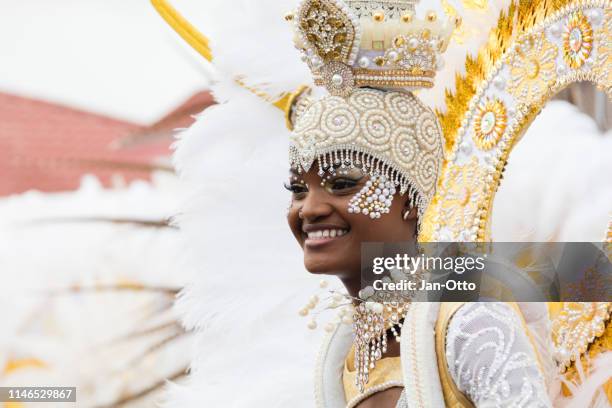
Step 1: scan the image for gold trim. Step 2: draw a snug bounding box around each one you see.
[280,85,311,131]
[353,68,436,78]
[356,79,433,88]
[314,78,434,88]
[595,7,612,87]
[151,0,212,61]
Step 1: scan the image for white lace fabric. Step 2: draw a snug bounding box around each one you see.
[445,303,553,408]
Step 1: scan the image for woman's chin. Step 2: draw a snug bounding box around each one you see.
[303,255,356,277]
[303,258,341,275]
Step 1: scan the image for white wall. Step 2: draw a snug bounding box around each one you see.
[0,0,211,124]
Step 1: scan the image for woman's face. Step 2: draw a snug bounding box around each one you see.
[286,164,417,283]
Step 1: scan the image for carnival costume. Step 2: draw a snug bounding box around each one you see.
[152,0,612,407]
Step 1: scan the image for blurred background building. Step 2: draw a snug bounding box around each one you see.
[0,90,213,196]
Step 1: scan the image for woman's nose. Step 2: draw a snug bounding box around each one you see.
[299,188,333,221]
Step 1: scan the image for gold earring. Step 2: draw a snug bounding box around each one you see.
[403,208,412,220]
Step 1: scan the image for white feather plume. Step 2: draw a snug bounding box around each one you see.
[0,175,190,407]
[171,0,311,102]
[556,352,612,408]
[166,87,329,408]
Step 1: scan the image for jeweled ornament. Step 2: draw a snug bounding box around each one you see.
[480,111,496,135]
[321,61,356,96]
[473,99,507,151]
[563,10,593,69]
[569,28,582,52]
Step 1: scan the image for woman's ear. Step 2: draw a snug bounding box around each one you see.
[402,197,417,222]
[401,197,418,239]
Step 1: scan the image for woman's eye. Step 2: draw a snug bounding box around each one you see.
[329,179,359,192]
[284,182,308,196]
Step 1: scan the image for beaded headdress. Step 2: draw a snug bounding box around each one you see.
[287,0,458,226]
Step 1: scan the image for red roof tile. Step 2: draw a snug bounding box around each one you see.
[0,92,210,196]
[115,91,215,150]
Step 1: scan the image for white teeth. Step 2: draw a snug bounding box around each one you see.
[307,229,348,239]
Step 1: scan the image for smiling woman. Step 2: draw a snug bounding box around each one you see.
[286,162,418,293]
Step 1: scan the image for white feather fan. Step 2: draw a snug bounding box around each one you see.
[0,175,191,407]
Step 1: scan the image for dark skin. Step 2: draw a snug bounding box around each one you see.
[286,164,418,408]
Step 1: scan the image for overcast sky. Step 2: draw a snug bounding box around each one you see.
[0,0,211,124]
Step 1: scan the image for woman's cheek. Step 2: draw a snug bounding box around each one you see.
[286,209,302,243]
